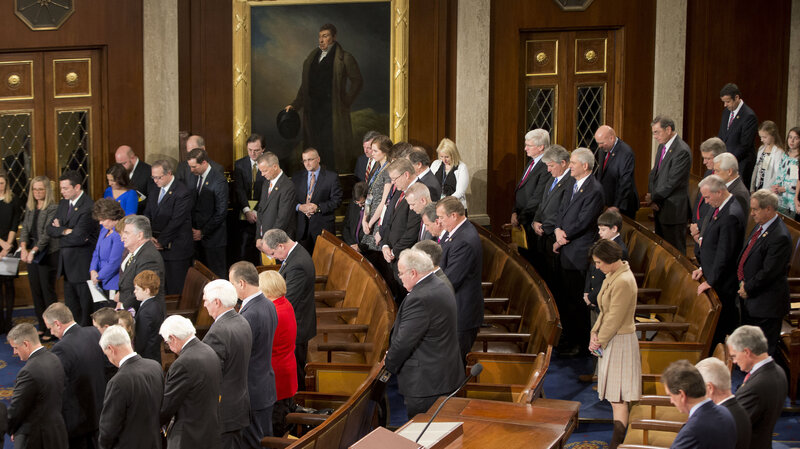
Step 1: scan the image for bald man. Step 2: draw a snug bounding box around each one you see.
[115,145,155,213]
[593,125,639,218]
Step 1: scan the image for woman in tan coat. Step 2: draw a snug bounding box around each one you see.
[588,239,641,448]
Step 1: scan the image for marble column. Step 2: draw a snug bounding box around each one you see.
[142,0,179,162]
[787,0,800,129]
[652,0,687,159]
[455,0,491,225]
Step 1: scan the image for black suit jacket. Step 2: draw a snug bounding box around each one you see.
[720,396,752,449]
[739,217,791,318]
[697,197,745,300]
[202,309,253,432]
[419,169,442,201]
[232,156,266,213]
[342,201,364,246]
[129,160,155,214]
[533,170,575,236]
[279,244,316,344]
[380,189,421,256]
[134,298,165,363]
[118,241,165,311]
[8,348,68,449]
[50,324,107,438]
[257,173,296,238]
[293,167,342,240]
[718,103,758,165]
[47,194,98,282]
[98,355,164,449]
[191,167,229,248]
[735,360,788,449]
[354,154,369,182]
[385,274,464,398]
[727,176,751,217]
[670,400,736,449]
[440,220,483,331]
[160,338,222,449]
[555,175,605,271]
[144,179,194,261]
[239,293,278,410]
[648,135,692,225]
[596,138,639,216]
[514,157,551,227]
[176,158,224,188]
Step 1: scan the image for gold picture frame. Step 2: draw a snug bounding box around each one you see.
[232,0,408,161]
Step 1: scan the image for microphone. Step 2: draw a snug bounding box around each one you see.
[415,363,483,443]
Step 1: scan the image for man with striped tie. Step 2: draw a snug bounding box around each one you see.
[292,148,342,253]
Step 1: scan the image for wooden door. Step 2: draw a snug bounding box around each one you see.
[522,29,621,151]
[0,48,104,205]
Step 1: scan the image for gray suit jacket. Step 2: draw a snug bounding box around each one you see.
[533,169,575,236]
[18,204,59,254]
[648,135,692,225]
[118,241,165,311]
[257,173,297,239]
[202,309,253,432]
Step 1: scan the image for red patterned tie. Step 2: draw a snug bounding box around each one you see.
[728,111,735,129]
[743,372,751,384]
[396,191,405,207]
[517,161,535,189]
[306,173,316,203]
[737,226,762,281]
[603,150,611,170]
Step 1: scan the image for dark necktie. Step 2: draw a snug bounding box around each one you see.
[737,226,763,281]
[251,163,258,199]
[728,111,735,129]
[656,145,667,170]
[517,160,534,189]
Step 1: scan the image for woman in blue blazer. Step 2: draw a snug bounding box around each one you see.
[90,199,125,302]
[103,163,139,215]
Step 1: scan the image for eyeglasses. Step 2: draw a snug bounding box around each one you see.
[151,175,164,180]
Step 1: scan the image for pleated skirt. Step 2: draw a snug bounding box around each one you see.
[597,332,642,402]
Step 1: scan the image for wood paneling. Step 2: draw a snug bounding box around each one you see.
[489,0,656,232]
[683,0,791,177]
[0,0,143,167]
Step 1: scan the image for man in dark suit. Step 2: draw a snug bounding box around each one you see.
[713,152,750,217]
[736,190,791,354]
[511,129,552,255]
[187,148,229,278]
[175,134,224,186]
[661,360,737,449]
[114,145,154,214]
[131,270,164,364]
[144,159,194,295]
[98,325,163,449]
[256,152,296,239]
[385,249,464,419]
[553,148,605,356]
[533,145,574,292]
[47,170,98,327]
[421,203,446,244]
[409,147,442,200]
[293,148,342,253]
[159,315,222,449]
[116,215,165,312]
[437,196,483,362]
[342,181,368,250]
[43,303,107,449]
[354,131,380,182]
[413,240,453,293]
[228,262,278,444]
[7,323,68,449]
[690,138,727,260]
[233,133,267,265]
[202,279,254,448]
[728,325,788,449]
[695,357,752,449]
[257,231,315,390]
[718,83,758,188]
[691,175,745,347]
[405,183,434,242]
[593,125,639,218]
[646,116,692,255]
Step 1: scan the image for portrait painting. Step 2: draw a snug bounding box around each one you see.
[250,1,391,175]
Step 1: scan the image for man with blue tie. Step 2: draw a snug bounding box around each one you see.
[233,133,267,265]
[293,148,342,253]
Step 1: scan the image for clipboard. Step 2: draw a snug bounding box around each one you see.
[87,281,110,303]
[0,249,21,276]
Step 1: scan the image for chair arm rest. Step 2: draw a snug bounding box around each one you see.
[317,342,373,353]
[630,419,684,433]
[484,297,509,305]
[164,295,180,310]
[316,307,359,317]
[635,322,690,334]
[259,437,294,448]
[166,309,196,318]
[639,395,672,407]
[316,275,328,284]
[483,314,523,324]
[637,288,662,301]
[315,290,346,301]
[635,304,677,315]
[317,324,369,334]
[285,412,328,426]
[474,332,531,342]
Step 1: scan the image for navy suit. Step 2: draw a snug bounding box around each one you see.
[134,298,164,364]
[47,193,98,326]
[718,103,758,189]
[279,244,316,388]
[514,157,551,253]
[418,169,442,202]
[129,160,155,215]
[648,135,692,254]
[50,324,107,446]
[738,217,791,354]
[293,167,342,252]
[176,158,224,188]
[696,197,745,346]
[233,156,267,265]
[735,359,788,449]
[440,219,483,361]
[670,400,736,449]
[533,170,575,290]
[720,396,752,449]
[144,179,194,295]
[595,138,639,218]
[354,153,369,182]
[239,294,278,445]
[191,167,229,278]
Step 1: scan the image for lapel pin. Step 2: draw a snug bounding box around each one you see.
[74,207,78,211]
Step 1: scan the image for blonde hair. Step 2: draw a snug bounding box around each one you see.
[258,270,287,300]
[436,138,461,167]
[26,176,54,210]
[0,172,13,204]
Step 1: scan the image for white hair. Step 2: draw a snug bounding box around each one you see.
[159,315,196,341]
[525,128,550,148]
[713,153,739,173]
[727,325,768,355]
[99,325,132,348]
[571,148,595,170]
[203,279,239,308]
[695,357,731,391]
[398,248,434,273]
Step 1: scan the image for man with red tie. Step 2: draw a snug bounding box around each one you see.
[593,125,639,219]
[736,190,791,355]
[718,83,758,189]
[511,129,552,252]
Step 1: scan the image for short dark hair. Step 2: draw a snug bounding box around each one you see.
[422,203,438,222]
[362,130,381,143]
[152,159,174,174]
[597,209,622,230]
[106,164,131,189]
[651,116,675,132]
[662,360,707,399]
[92,308,119,327]
[353,181,368,200]
[437,196,465,217]
[92,198,125,222]
[229,261,260,286]
[390,141,413,160]
[59,170,82,187]
[719,83,741,99]
[589,239,623,264]
[247,133,265,148]
[320,23,337,37]
[187,148,208,164]
[413,240,443,266]
[408,148,431,168]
